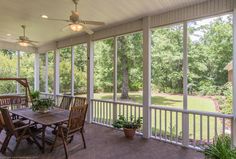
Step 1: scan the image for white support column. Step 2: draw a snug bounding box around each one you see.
[87,37,94,123]
[54,49,60,100]
[113,36,118,122]
[16,50,20,93]
[45,52,49,93]
[232,2,236,146]
[143,16,151,138]
[71,46,75,96]
[182,21,189,147]
[34,53,40,91]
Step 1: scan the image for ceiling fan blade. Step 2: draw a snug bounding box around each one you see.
[27,40,38,43]
[80,24,94,35]
[29,42,37,47]
[0,35,17,42]
[44,18,71,22]
[81,20,105,26]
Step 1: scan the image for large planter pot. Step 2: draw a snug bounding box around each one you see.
[123,128,136,139]
[38,108,49,113]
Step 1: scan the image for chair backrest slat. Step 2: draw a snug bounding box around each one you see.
[60,96,73,110]
[0,108,15,132]
[73,97,87,107]
[68,104,88,133]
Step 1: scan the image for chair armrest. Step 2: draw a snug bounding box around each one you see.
[14,124,30,131]
[58,123,68,129]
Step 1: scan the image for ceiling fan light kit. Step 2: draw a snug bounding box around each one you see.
[18,41,29,47]
[70,24,83,32]
[42,0,105,35]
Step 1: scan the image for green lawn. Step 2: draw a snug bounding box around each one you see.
[93,92,225,145]
[94,92,216,112]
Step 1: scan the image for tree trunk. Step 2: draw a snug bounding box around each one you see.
[120,37,129,99]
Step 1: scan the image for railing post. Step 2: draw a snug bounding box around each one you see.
[54,49,60,104]
[143,16,151,138]
[182,21,189,147]
[34,52,40,91]
[232,3,236,146]
[113,36,118,123]
[87,37,94,123]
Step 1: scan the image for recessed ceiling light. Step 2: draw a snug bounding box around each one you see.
[41,15,48,19]
[6,34,11,36]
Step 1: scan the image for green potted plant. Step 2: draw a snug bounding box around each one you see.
[204,135,236,159]
[112,115,143,139]
[30,90,40,101]
[32,98,54,113]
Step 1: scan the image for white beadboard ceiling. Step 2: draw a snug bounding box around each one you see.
[0,0,206,47]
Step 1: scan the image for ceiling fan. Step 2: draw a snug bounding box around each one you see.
[17,25,38,47]
[42,0,105,35]
[0,25,37,47]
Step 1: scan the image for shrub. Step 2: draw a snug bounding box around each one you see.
[204,135,236,159]
[221,82,232,114]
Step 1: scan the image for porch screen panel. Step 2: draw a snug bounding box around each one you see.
[39,54,46,92]
[117,32,143,104]
[0,49,18,94]
[187,14,233,113]
[59,47,72,95]
[74,43,87,97]
[151,24,183,107]
[187,14,233,144]
[20,52,34,91]
[48,51,54,93]
[94,38,114,100]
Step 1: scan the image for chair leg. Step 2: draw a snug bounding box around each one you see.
[28,129,42,151]
[13,138,22,155]
[60,128,68,159]
[80,130,86,149]
[1,133,12,154]
[50,127,59,152]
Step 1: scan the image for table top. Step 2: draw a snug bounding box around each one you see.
[10,108,70,126]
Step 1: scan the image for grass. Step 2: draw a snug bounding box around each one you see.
[94,92,216,112]
[93,92,226,145]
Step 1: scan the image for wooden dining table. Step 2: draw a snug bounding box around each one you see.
[10,107,70,153]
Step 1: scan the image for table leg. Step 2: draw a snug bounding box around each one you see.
[42,125,46,153]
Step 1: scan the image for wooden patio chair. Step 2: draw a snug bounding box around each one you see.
[51,104,88,159]
[51,96,73,134]
[0,107,42,155]
[58,96,73,110]
[73,97,87,107]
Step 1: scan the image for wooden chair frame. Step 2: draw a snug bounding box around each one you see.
[51,104,88,159]
[0,108,42,155]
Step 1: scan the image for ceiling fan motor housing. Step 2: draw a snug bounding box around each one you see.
[19,36,29,41]
[70,14,80,23]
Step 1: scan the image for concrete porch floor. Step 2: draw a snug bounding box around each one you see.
[0,123,204,159]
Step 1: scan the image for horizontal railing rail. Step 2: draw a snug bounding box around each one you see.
[91,99,143,133]
[150,104,233,149]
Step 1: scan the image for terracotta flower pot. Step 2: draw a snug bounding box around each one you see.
[123,128,136,139]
